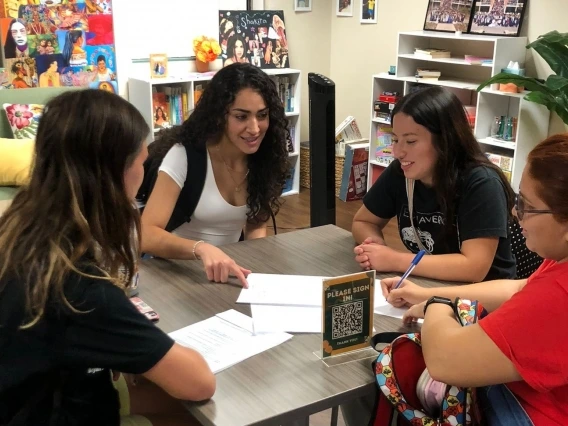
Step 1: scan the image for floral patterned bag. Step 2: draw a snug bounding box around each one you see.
[369,299,484,426]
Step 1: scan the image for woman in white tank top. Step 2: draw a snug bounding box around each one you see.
[141,63,290,288]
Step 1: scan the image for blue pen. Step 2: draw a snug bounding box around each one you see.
[393,250,426,290]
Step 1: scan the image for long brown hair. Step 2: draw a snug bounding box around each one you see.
[527,133,568,222]
[0,89,149,326]
[391,86,515,234]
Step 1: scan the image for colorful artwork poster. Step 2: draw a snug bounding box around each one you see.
[2,0,78,20]
[219,10,290,70]
[3,57,38,89]
[85,44,115,81]
[85,14,113,46]
[0,0,116,89]
[88,80,117,93]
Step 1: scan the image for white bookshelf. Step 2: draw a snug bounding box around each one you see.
[368,31,550,192]
[128,68,302,197]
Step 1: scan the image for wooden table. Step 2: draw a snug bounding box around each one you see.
[139,225,446,426]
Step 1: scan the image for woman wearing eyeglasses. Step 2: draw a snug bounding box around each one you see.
[380,133,568,425]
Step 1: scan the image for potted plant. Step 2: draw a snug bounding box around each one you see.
[477,31,568,125]
[193,35,221,73]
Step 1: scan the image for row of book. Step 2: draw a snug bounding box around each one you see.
[486,152,513,182]
[269,76,295,113]
[151,84,206,131]
[152,86,188,130]
[414,48,492,65]
[415,68,441,81]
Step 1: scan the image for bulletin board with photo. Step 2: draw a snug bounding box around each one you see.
[219,10,290,70]
[0,0,117,91]
[423,0,528,37]
[423,0,474,33]
[469,0,527,37]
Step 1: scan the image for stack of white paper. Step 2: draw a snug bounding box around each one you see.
[237,274,417,333]
[168,309,292,374]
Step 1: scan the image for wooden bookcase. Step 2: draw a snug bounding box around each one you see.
[368,31,550,192]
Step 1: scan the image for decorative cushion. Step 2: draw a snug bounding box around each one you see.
[0,138,34,186]
[2,103,44,139]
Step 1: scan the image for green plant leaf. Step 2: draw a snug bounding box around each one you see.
[528,31,568,48]
[528,40,568,78]
[477,74,552,94]
[524,91,556,105]
[524,91,568,125]
[552,105,568,125]
[545,75,568,91]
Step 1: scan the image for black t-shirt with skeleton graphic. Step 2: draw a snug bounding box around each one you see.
[364,161,516,281]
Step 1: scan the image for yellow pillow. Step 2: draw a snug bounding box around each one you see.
[0,138,34,186]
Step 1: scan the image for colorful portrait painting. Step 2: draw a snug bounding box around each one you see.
[3,57,38,89]
[1,0,117,90]
[219,10,290,70]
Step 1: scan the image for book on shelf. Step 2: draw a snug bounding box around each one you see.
[269,75,295,113]
[485,152,513,173]
[338,141,369,202]
[287,125,295,152]
[151,85,189,130]
[375,125,394,167]
[193,83,205,117]
[416,68,441,78]
[415,68,441,81]
[335,116,362,157]
[464,55,493,65]
[414,48,451,59]
[151,89,170,130]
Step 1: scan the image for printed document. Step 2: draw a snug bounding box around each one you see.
[237,273,326,306]
[169,309,292,373]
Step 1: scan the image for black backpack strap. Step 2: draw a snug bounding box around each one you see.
[371,332,404,350]
[165,143,207,232]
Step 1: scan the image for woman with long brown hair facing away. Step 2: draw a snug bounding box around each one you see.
[0,90,214,426]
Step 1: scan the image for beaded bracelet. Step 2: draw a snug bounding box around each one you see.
[192,240,205,260]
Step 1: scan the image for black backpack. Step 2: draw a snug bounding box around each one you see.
[136,127,277,235]
[136,127,207,233]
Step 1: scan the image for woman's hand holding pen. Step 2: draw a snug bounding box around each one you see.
[381,277,430,308]
[194,243,251,288]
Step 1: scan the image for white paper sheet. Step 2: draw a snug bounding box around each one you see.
[236,273,327,306]
[374,298,423,323]
[250,305,322,333]
[168,309,292,374]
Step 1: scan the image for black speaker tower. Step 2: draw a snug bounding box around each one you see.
[308,73,336,228]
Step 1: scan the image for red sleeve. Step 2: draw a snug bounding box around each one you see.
[479,272,568,392]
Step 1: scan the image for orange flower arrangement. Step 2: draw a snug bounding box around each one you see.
[193,36,221,63]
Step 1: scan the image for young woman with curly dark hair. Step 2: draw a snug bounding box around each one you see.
[141,63,290,287]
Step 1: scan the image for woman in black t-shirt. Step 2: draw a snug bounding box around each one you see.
[0,90,214,426]
[352,86,516,282]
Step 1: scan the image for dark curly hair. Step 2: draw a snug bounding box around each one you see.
[152,63,290,222]
[391,86,515,235]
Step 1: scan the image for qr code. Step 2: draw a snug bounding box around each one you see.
[332,301,363,340]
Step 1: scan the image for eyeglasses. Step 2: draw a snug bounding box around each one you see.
[514,194,553,221]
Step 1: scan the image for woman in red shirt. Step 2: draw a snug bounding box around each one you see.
[381,133,568,425]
